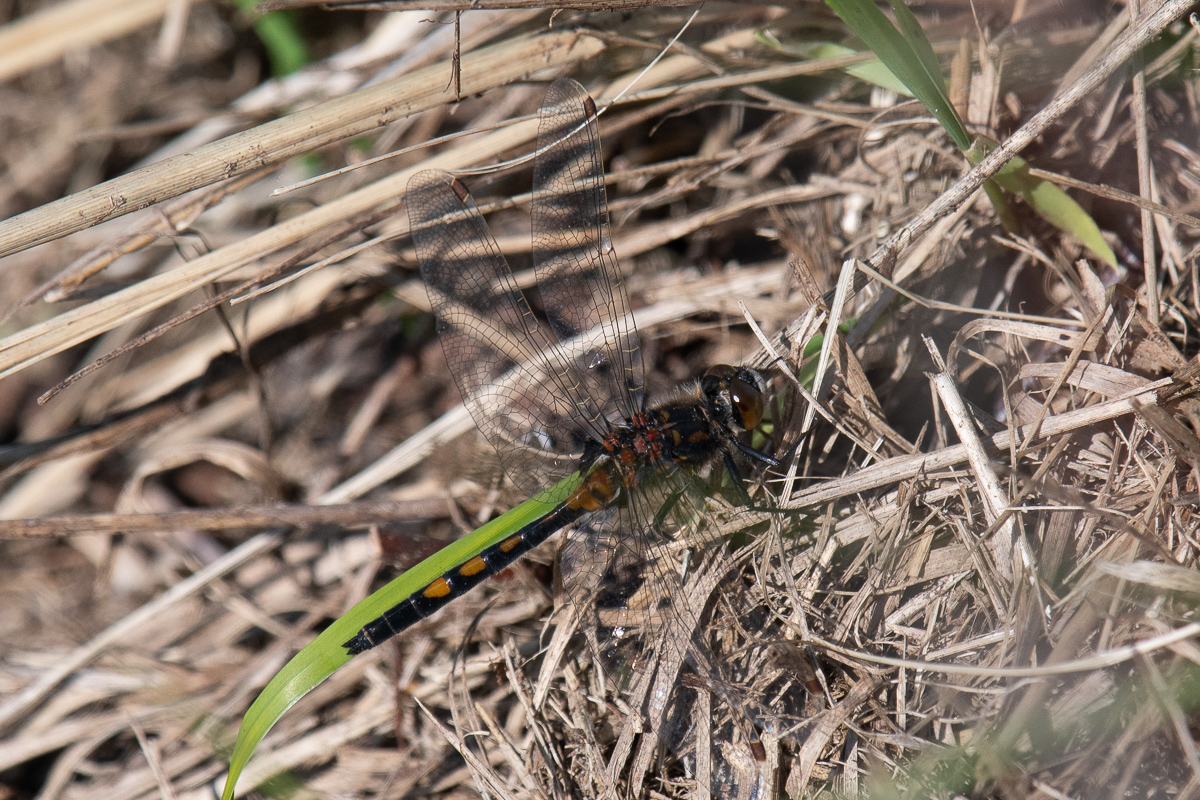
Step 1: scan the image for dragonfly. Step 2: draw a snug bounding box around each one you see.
[344,77,799,796]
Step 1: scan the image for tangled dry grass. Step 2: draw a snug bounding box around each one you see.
[2,1,1200,799]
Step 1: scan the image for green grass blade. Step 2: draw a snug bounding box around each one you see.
[968,137,1116,267]
[983,178,1017,232]
[994,156,1118,267]
[232,0,308,76]
[805,43,913,96]
[221,473,582,800]
[886,0,944,102]
[825,0,970,149]
[828,0,1115,268]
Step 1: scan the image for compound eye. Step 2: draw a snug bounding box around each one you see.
[730,376,764,430]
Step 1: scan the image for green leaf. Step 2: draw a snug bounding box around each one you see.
[232,0,309,77]
[805,43,914,97]
[971,138,1118,268]
[825,0,970,149]
[886,0,944,100]
[982,179,1017,232]
[221,473,582,800]
[827,0,1116,268]
[996,158,1118,268]
[795,320,856,390]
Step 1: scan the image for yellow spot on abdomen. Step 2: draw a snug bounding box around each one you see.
[423,578,451,599]
[459,556,487,577]
[569,470,616,512]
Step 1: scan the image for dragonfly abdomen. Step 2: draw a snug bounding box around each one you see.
[343,497,591,655]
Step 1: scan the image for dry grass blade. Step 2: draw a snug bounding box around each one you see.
[923,337,1016,577]
[262,0,698,8]
[0,0,170,82]
[0,47,601,379]
[0,31,604,259]
[3,2,1200,799]
[0,499,449,539]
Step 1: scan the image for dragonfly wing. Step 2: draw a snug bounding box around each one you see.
[532,77,645,421]
[408,170,608,495]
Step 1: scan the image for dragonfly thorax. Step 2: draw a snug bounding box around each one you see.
[578,364,770,494]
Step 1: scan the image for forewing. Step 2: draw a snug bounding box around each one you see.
[408,170,606,495]
[533,77,645,421]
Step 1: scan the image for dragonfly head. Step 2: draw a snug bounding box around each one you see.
[701,365,769,433]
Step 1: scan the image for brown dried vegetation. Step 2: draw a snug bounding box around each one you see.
[1,1,1200,799]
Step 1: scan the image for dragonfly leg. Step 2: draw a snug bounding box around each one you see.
[733,438,779,468]
[723,450,754,507]
[724,444,779,509]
